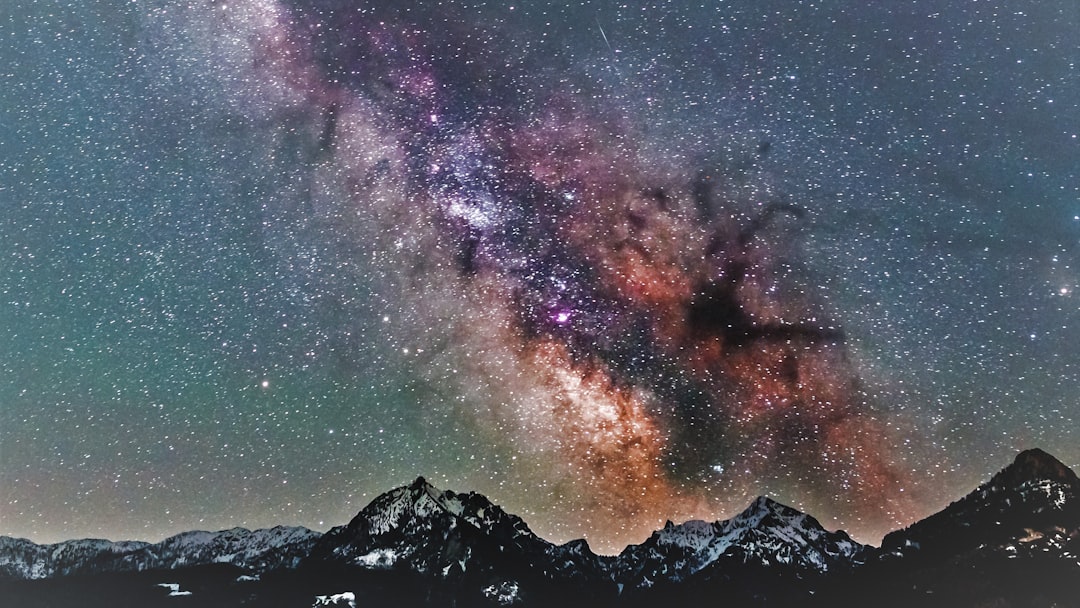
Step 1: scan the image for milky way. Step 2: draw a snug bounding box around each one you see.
[222,0,913,547]
[2,0,1077,554]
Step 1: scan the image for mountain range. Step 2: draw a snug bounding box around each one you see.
[2,448,1077,607]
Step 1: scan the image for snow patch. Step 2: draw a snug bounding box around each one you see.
[157,582,192,596]
[313,591,357,607]
[482,580,520,606]
[354,548,398,568]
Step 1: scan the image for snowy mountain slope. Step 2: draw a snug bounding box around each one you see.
[128,525,322,572]
[881,448,1080,564]
[835,449,1080,608]
[613,495,867,589]
[0,536,150,580]
[310,475,602,581]
[302,476,620,607]
[0,525,320,581]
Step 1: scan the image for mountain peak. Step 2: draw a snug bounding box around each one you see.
[309,478,554,580]
[746,495,787,513]
[980,448,1080,502]
[731,495,807,530]
[1004,448,1078,485]
[880,448,1080,558]
[614,494,865,587]
[409,475,434,492]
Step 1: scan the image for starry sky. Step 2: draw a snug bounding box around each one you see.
[1,0,1077,555]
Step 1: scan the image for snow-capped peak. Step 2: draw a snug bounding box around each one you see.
[357,478,451,536]
[731,496,807,528]
[614,496,865,588]
[336,477,540,544]
[313,476,551,577]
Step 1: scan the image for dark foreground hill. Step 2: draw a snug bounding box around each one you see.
[2,449,1078,607]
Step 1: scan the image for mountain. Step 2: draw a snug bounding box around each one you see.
[614,496,867,589]
[0,537,151,580]
[881,448,1080,562]
[610,496,870,606]
[848,448,1080,607]
[0,526,319,581]
[302,476,614,606]
[131,525,321,573]
[310,475,551,572]
[2,449,1078,607]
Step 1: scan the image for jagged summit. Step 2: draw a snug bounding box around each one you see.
[343,476,540,539]
[309,475,554,578]
[614,494,866,588]
[737,495,803,521]
[749,494,786,509]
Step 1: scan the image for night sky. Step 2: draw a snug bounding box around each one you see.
[1,0,1077,555]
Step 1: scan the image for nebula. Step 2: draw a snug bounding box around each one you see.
[187,0,920,551]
